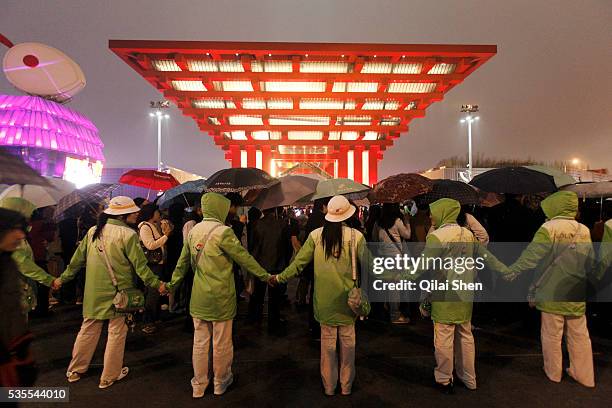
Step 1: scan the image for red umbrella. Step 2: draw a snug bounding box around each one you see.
[119,169,180,192]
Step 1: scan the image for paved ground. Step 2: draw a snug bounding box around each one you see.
[29,298,612,408]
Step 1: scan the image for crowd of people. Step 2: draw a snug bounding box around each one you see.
[1,188,611,398]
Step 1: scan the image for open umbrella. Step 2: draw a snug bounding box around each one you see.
[0,177,76,208]
[469,167,557,194]
[54,183,117,220]
[156,179,206,209]
[562,181,612,199]
[525,165,576,188]
[371,173,433,203]
[0,147,51,187]
[204,167,278,193]
[416,179,479,206]
[119,169,180,192]
[251,175,318,210]
[309,178,370,201]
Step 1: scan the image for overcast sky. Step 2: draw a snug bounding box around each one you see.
[2,0,610,178]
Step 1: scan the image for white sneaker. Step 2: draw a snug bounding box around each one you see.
[99,367,129,389]
[214,375,234,396]
[67,372,81,383]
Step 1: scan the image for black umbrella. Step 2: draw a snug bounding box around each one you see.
[0,147,51,187]
[469,167,558,194]
[204,167,279,193]
[416,179,480,206]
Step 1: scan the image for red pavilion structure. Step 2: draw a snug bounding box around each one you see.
[110,41,496,185]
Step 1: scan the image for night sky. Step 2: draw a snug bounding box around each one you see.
[2,0,610,178]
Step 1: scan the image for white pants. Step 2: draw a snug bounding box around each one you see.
[320,324,355,394]
[191,318,234,395]
[433,321,476,389]
[67,317,128,382]
[541,312,594,387]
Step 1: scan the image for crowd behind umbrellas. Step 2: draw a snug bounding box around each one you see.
[1,162,611,397]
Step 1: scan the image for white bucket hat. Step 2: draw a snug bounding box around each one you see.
[103,196,141,216]
[325,195,356,223]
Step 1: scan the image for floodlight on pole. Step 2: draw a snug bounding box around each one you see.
[149,101,170,171]
[460,104,480,181]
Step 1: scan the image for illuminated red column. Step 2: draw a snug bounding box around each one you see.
[229,145,241,168]
[354,146,364,183]
[261,145,272,174]
[338,146,349,178]
[369,145,379,185]
[246,145,256,168]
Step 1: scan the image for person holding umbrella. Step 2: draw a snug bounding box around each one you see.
[269,195,371,396]
[505,191,597,387]
[165,192,272,398]
[54,196,166,389]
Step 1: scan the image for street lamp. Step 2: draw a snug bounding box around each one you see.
[460,104,480,181]
[149,101,170,171]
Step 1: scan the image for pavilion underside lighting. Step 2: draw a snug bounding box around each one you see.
[110,40,496,184]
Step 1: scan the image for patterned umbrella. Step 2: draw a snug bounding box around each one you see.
[119,169,180,192]
[204,167,279,193]
[372,173,434,203]
[469,167,557,194]
[416,179,479,206]
[156,179,206,209]
[54,183,117,220]
[0,147,51,186]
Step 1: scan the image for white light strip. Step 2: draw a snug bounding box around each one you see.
[387,82,436,93]
[347,150,355,180]
[231,131,247,140]
[361,62,392,74]
[152,60,181,71]
[193,99,225,109]
[428,63,456,74]
[218,60,245,72]
[240,150,248,167]
[252,131,270,140]
[228,115,263,125]
[300,61,349,73]
[214,81,253,91]
[172,80,206,91]
[256,150,263,169]
[362,150,369,186]
[264,81,326,92]
[270,116,329,125]
[392,63,422,74]
[267,98,293,109]
[287,131,323,140]
[187,60,218,72]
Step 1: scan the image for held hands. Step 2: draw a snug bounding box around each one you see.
[268,275,279,287]
[158,282,169,296]
[51,278,62,291]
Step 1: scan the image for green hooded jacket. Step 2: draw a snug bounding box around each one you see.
[59,218,162,320]
[277,225,369,326]
[601,220,612,278]
[168,193,270,321]
[410,198,509,324]
[0,198,55,311]
[509,191,595,316]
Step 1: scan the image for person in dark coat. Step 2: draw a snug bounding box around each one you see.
[0,208,39,389]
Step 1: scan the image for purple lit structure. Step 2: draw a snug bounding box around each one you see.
[0,94,104,178]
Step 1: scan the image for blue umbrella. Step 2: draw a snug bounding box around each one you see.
[157,179,206,209]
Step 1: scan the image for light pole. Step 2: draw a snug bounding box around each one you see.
[149,101,170,171]
[460,104,479,181]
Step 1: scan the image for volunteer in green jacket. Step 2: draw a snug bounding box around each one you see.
[57,196,165,389]
[409,198,508,393]
[271,195,370,396]
[601,219,612,279]
[0,198,59,313]
[166,193,271,399]
[507,191,596,387]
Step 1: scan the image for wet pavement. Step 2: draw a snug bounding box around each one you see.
[29,299,612,408]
